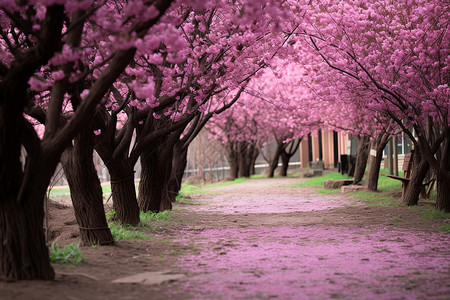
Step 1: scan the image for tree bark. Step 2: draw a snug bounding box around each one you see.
[279,139,301,177]
[225,141,239,180]
[353,136,370,184]
[366,135,390,191]
[0,194,55,280]
[167,142,188,203]
[238,141,251,178]
[229,158,239,180]
[267,142,284,178]
[1,107,56,280]
[0,139,57,280]
[62,129,114,246]
[435,174,450,212]
[108,160,140,226]
[403,150,429,206]
[249,144,259,176]
[280,151,290,176]
[138,135,177,212]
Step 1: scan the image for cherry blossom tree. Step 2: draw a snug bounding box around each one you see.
[0,0,176,280]
[247,62,320,177]
[294,0,449,209]
[133,2,300,211]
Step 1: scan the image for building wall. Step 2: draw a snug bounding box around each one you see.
[300,139,309,168]
[322,130,334,169]
[299,128,349,169]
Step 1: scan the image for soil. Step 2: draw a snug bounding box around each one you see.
[1,177,449,299]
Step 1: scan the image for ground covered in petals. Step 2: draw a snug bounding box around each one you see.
[1,177,449,300]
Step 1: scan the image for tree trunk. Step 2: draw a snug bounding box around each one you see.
[1,104,56,279]
[249,144,259,176]
[167,142,188,203]
[108,160,140,226]
[403,150,429,206]
[267,142,284,178]
[238,141,251,178]
[138,137,176,212]
[0,146,56,280]
[0,193,55,280]
[279,139,301,177]
[238,141,258,178]
[366,134,390,192]
[353,136,370,184]
[280,151,290,176]
[435,174,450,212]
[226,141,239,180]
[347,155,356,177]
[62,129,114,246]
[366,145,384,191]
[229,158,239,180]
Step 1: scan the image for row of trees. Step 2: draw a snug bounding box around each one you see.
[0,0,296,280]
[297,0,449,210]
[207,0,449,211]
[0,0,448,281]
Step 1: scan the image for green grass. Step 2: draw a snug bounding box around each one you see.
[50,243,84,265]
[346,169,402,206]
[290,168,404,206]
[250,174,266,179]
[317,189,341,194]
[175,184,209,204]
[291,172,352,187]
[203,177,249,187]
[287,171,302,178]
[106,210,148,241]
[436,224,450,232]
[49,187,71,197]
[348,191,401,207]
[108,222,148,241]
[178,183,208,194]
[49,183,137,198]
[376,169,403,192]
[417,207,450,221]
[176,177,250,203]
[106,210,173,241]
[140,210,172,222]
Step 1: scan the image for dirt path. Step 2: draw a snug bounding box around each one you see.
[1,178,449,299]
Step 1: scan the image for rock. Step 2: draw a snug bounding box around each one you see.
[324,179,354,189]
[302,171,314,178]
[112,271,185,285]
[303,170,323,178]
[310,161,324,170]
[340,185,367,193]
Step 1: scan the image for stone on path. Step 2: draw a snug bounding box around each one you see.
[340,185,367,193]
[112,271,185,285]
[324,179,354,189]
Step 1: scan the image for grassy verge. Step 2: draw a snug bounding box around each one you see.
[410,206,450,232]
[50,243,84,265]
[292,169,404,206]
[348,190,400,207]
[291,172,352,187]
[203,177,249,187]
[376,170,404,192]
[49,183,136,198]
[106,210,174,241]
[350,169,402,206]
[176,177,250,203]
[295,170,450,231]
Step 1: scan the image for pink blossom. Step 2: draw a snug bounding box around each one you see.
[28,77,51,92]
[51,70,65,81]
[148,53,164,65]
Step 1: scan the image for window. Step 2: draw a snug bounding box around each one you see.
[383,134,413,157]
